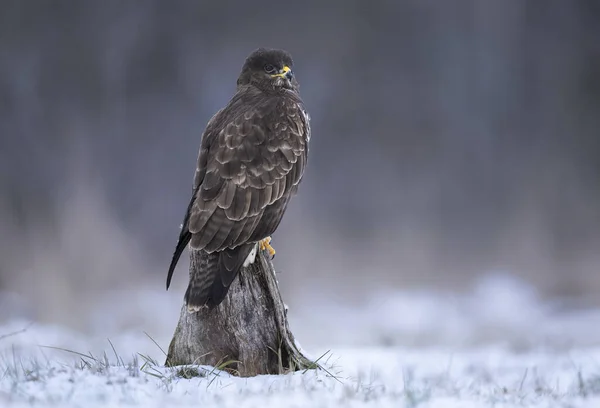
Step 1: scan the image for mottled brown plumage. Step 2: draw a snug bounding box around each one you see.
[166,48,310,310]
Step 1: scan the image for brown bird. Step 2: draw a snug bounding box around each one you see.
[166,48,311,311]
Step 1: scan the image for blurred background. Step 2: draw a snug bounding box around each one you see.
[1,0,599,348]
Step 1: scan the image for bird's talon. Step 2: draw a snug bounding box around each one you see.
[259,237,276,258]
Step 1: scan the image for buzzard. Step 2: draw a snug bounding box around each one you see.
[166,48,311,311]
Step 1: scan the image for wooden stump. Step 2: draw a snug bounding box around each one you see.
[165,248,314,377]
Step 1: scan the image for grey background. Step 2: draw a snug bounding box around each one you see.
[1,0,599,330]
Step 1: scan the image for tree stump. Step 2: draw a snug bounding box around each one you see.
[165,247,315,377]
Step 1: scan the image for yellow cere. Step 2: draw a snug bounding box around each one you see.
[272,66,291,78]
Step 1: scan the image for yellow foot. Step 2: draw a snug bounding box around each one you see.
[259,236,276,258]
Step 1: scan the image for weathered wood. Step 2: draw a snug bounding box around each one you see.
[165,247,314,377]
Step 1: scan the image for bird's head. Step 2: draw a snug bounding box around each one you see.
[237,48,298,92]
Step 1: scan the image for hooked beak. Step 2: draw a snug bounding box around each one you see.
[271,65,293,80]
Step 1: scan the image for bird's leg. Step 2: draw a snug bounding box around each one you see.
[259,236,276,258]
[243,243,259,267]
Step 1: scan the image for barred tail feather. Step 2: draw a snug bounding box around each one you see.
[184,243,255,311]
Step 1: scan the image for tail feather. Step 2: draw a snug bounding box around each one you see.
[184,243,254,310]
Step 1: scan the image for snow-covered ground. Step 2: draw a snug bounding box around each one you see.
[1,274,600,407]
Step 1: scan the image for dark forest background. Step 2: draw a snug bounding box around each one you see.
[1,0,599,328]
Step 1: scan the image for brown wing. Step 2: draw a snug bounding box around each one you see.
[188,91,309,253]
[165,88,309,295]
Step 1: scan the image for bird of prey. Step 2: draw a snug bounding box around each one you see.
[166,48,311,311]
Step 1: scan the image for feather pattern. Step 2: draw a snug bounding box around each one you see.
[166,48,310,310]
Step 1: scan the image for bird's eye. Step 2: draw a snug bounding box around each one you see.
[263,64,276,74]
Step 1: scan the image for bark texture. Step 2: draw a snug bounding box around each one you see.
[165,248,314,377]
